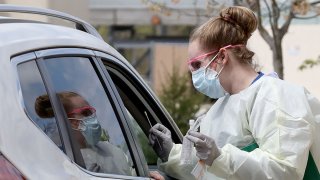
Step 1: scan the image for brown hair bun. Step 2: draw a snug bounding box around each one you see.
[190,6,257,65]
[220,6,257,40]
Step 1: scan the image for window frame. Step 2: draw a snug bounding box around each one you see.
[93,51,183,172]
[94,51,183,143]
[12,48,150,179]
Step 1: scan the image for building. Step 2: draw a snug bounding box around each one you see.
[1,0,320,98]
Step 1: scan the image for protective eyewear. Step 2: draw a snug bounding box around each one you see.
[188,50,219,72]
[67,106,96,131]
[187,44,244,72]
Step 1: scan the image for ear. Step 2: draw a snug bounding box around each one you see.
[216,50,228,65]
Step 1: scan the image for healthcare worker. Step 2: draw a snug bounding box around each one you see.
[35,92,133,175]
[149,6,320,180]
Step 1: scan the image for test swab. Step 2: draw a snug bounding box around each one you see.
[145,111,162,151]
[192,116,203,131]
[188,115,204,133]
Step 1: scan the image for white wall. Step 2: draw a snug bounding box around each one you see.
[249,24,320,98]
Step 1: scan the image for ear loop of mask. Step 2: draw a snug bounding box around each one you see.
[203,53,219,77]
[204,50,226,79]
[215,63,224,78]
[203,44,236,77]
[213,47,228,78]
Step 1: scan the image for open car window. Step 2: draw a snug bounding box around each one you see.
[102,56,182,170]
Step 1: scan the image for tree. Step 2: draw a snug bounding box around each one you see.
[142,0,320,79]
[234,0,320,79]
[158,65,209,134]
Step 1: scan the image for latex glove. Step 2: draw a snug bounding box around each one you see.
[149,123,173,162]
[186,131,220,166]
[88,163,100,172]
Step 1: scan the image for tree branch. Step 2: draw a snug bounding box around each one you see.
[256,0,273,47]
[272,0,280,28]
[263,0,277,40]
[310,0,320,6]
[280,10,294,38]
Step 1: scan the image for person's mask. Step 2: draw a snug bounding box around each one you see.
[81,116,102,146]
[191,57,226,99]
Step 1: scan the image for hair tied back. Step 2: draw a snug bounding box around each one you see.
[219,14,244,34]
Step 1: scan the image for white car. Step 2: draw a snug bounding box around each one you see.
[0,5,182,179]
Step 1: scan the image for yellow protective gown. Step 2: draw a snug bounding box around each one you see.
[159,76,320,180]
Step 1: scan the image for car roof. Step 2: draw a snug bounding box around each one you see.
[0,22,117,57]
[0,20,142,84]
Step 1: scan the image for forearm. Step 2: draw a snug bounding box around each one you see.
[158,144,198,180]
[208,144,306,180]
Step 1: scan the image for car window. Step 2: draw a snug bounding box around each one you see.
[126,108,158,165]
[17,60,63,149]
[18,56,137,176]
[103,60,168,166]
[42,56,136,176]
[103,60,184,180]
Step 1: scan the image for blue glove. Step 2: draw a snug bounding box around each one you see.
[186,131,220,166]
[149,123,173,162]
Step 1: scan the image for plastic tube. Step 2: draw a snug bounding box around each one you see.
[191,115,203,132]
[180,119,195,165]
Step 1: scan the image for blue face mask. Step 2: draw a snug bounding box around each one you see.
[81,117,102,146]
[191,63,226,99]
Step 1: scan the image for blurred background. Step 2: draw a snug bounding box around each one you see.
[1,0,320,133]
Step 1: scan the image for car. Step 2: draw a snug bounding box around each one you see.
[0,4,183,179]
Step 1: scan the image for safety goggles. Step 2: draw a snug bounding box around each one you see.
[187,44,244,72]
[188,50,219,72]
[67,106,96,131]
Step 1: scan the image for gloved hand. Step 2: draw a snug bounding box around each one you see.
[186,131,220,166]
[149,123,173,162]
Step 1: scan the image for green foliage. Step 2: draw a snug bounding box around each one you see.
[130,117,158,164]
[137,129,158,164]
[299,57,320,71]
[159,66,208,135]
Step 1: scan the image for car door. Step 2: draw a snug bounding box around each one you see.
[94,51,183,179]
[14,48,153,179]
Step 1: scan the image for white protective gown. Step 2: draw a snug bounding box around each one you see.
[159,76,320,180]
[81,141,133,175]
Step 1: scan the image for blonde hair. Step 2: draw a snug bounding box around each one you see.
[190,6,257,64]
[35,92,87,118]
